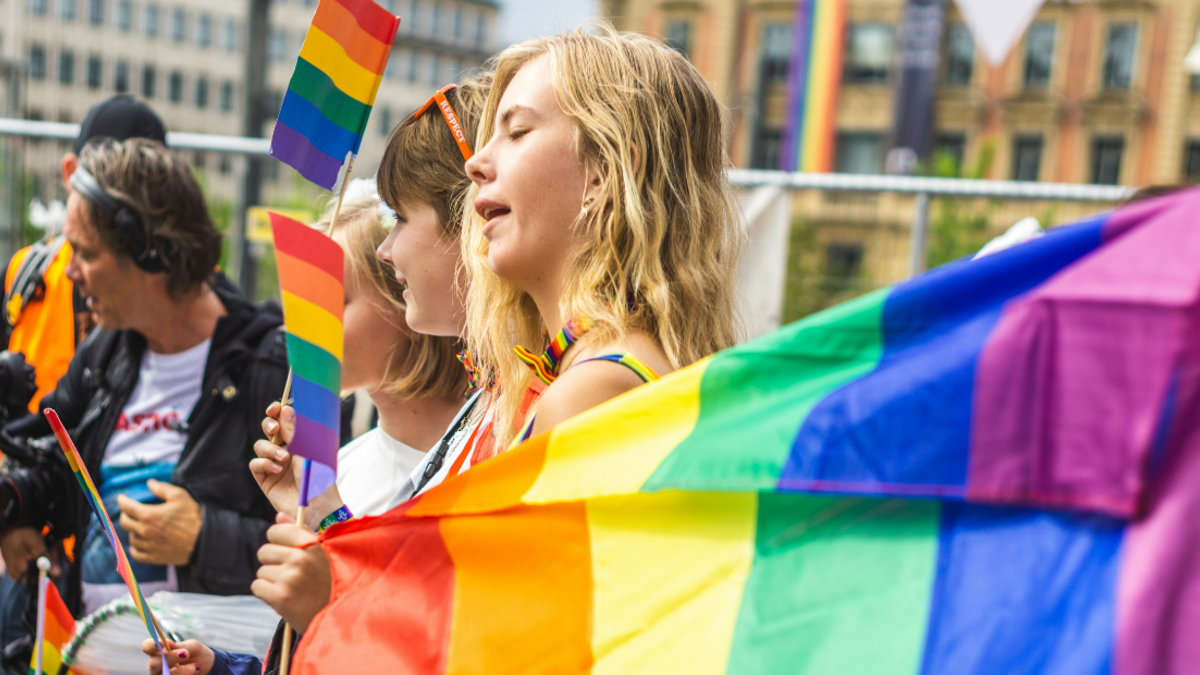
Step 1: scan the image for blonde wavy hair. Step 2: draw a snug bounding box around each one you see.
[464,26,744,448]
[315,196,466,400]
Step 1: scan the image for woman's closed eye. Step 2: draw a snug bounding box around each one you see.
[508,128,529,142]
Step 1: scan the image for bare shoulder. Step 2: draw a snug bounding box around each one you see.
[528,332,672,436]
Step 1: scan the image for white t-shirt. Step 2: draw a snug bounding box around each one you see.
[386,390,488,509]
[336,427,426,517]
[82,339,210,615]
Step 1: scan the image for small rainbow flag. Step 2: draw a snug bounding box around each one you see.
[270,212,344,504]
[781,0,847,172]
[269,0,401,189]
[44,409,170,675]
[30,578,73,675]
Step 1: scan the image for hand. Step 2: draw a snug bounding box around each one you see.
[249,403,303,514]
[118,480,202,567]
[0,527,50,581]
[142,638,214,675]
[251,513,330,633]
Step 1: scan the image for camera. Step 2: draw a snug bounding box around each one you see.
[0,351,37,422]
[0,429,74,541]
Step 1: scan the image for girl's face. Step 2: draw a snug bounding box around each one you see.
[465,55,601,297]
[376,200,464,337]
[340,250,408,393]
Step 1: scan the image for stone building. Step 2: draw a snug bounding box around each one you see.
[605,0,1200,318]
[0,0,500,204]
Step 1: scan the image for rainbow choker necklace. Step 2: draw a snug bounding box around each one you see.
[513,317,592,385]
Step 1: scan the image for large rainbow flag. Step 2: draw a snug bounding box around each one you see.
[29,578,73,675]
[269,0,400,189]
[295,190,1200,675]
[781,0,846,172]
[270,212,344,503]
[44,410,170,675]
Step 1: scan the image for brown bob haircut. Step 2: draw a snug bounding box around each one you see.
[377,71,492,238]
[76,138,222,297]
[314,196,467,400]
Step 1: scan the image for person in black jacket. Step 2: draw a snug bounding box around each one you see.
[0,138,286,640]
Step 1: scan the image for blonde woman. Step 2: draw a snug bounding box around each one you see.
[463,26,743,448]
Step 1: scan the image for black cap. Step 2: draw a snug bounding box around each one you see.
[73,96,167,155]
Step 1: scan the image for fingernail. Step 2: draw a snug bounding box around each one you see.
[266,421,277,433]
[178,650,188,659]
[275,449,288,460]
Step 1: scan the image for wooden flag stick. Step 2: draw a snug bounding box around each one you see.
[34,557,48,675]
[278,158,353,675]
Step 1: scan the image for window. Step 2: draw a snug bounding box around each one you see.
[944,24,973,86]
[194,77,208,108]
[760,23,792,84]
[1185,141,1200,182]
[826,243,864,280]
[407,51,419,82]
[88,0,103,25]
[87,55,102,89]
[116,0,131,30]
[934,132,966,171]
[218,154,232,174]
[1011,135,1043,181]
[834,132,884,174]
[1023,22,1055,88]
[475,14,486,46]
[169,7,185,42]
[664,20,691,58]
[142,65,156,98]
[1103,23,1137,90]
[197,13,211,47]
[220,80,234,112]
[265,90,282,119]
[432,5,441,37]
[1091,136,1124,185]
[192,151,207,170]
[29,45,46,80]
[430,54,440,86]
[385,49,401,80]
[169,70,183,102]
[59,50,75,84]
[60,0,76,20]
[222,18,237,52]
[144,3,158,37]
[380,107,391,137]
[268,29,286,61]
[115,60,129,92]
[844,24,893,84]
[453,8,462,40]
[408,0,420,33]
[30,0,48,16]
[751,129,783,170]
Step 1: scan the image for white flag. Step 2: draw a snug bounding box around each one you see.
[953,0,1048,66]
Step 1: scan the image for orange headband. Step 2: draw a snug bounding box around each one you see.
[415,84,473,161]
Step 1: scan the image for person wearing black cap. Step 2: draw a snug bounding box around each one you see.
[0,95,168,671]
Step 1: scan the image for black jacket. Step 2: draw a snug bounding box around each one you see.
[4,276,288,616]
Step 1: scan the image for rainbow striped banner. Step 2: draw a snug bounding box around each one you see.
[296,190,1200,675]
[29,577,72,675]
[44,409,170,675]
[270,212,344,504]
[781,0,847,172]
[269,0,400,189]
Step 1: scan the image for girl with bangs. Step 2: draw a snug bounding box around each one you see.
[463,26,743,448]
[143,77,493,675]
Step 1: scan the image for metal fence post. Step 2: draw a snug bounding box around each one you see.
[909,191,930,278]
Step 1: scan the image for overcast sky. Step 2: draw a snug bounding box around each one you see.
[498,0,602,46]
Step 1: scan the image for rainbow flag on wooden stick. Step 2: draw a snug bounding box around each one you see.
[29,578,72,675]
[296,190,1200,675]
[269,0,400,189]
[44,409,170,675]
[270,212,344,503]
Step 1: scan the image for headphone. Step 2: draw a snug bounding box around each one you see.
[69,167,173,274]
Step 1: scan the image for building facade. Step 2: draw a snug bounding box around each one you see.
[605,0,1200,318]
[0,0,500,205]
